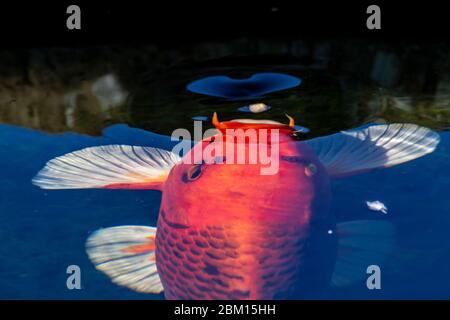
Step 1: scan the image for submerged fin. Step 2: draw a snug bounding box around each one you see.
[306,123,440,177]
[86,225,163,294]
[332,220,395,287]
[32,145,180,190]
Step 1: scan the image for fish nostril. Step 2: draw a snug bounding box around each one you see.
[305,163,317,177]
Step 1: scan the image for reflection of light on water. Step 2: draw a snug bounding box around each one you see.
[292,125,310,134]
[91,74,128,110]
[238,103,271,113]
[366,200,388,214]
[64,91,78,128]
[390,97,413,112]
[371,51,400,87]
[63,74,128,128]
[362,88,450,128]
[191,116,209,121]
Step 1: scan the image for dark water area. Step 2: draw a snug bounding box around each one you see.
[1,38,450,299]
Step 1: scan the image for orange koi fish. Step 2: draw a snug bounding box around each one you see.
[33,114,439,299]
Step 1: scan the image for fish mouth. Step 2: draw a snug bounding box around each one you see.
[229,119,284,125]
[212,112,295,131]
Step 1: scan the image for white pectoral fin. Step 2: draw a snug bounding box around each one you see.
[331,220,395,287]
[306,123,440,177]
[32,145,181,190]
[86,225,163,294]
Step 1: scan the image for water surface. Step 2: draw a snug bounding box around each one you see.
[1,40,449,299]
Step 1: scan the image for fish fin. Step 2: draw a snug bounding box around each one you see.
[32,145,180,190]
[331,220,395,287]
[85,225,163,294]
[305,123,440,177]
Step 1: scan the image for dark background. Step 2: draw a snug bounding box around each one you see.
[0,1,448,48]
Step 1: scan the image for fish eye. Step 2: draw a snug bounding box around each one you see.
[183,164,203,182]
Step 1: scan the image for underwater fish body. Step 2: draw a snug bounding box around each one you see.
[32,115,440,299]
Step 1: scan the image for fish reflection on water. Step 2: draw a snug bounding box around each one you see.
[31,114,440,299]
[186,73,301,100]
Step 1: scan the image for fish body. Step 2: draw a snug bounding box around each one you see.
[157,126,334,299]
[156,211,337,299]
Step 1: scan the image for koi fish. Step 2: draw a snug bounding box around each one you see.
[32,114,440,299]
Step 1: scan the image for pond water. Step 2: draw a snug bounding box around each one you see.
[0,40,449,299]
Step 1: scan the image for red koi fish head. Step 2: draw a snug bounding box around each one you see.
[160,113,331,230]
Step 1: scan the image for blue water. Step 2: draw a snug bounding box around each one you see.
[1,122,449,299]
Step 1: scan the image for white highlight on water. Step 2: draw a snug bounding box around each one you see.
[366,200,388,214]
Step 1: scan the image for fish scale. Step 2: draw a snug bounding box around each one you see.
[155,211,312,300]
